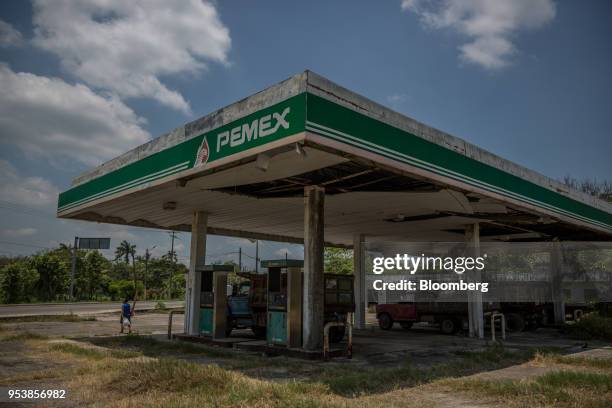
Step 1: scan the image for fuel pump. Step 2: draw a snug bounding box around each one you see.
[263,259,303,347]
[198,264,233,338]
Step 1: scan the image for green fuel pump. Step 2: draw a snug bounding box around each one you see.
[263,259,303,347]
[198,264,233,337]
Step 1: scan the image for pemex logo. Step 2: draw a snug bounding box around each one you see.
[195,136,210,167]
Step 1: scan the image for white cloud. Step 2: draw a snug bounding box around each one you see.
[2,227,38,237]
[402,0,556,69]
[32,0,231,114]
[386,94,409,110]
[0,64,150,166]
[0,19,23,47]
[0,160,59,208]
[387,94,408,104]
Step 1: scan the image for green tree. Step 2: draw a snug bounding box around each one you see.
[115,240,135,264]
[164,272,186,299]
[115,240,137,293]
[80,251,111,300]
[0,261,39,303]
[31,252,69,301]
[108,279,143,301]
[324,247,353,274]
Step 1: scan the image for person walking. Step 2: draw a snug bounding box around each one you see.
[120,297,134,334]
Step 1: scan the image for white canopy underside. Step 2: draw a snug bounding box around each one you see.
[69,147,521,246]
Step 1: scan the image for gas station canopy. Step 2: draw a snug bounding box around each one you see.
[57,71,612,245]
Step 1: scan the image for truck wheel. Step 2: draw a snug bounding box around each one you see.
[400,322,413,330]
[506,313,526,332]
[440,318,457,335]
[329,326,346,343]
[378,313,394,330]
[251,326,266,339]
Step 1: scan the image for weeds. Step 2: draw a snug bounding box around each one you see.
[447,371,612,408]
[565,313,612,341]
[315,345,539,397]
[534,352,612,371]
[49,342,141,360]
[1,331,48,341]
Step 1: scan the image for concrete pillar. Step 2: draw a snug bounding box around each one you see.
[466,223,484,339]
[551,240,565,324]
[185,211,207,335]
[353,234,366,329]
[303,185,325,351]
[212,271,228,339]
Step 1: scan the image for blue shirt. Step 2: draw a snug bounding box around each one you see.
[122,302,131,318]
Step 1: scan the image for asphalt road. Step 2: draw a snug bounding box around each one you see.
[0,300,184,317]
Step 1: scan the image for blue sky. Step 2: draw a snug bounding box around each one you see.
[0,0,610,263]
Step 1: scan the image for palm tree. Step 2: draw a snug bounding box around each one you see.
[115,240,137,295]
[115,240,135,265]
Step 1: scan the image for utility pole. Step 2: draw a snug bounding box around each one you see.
[170,231,176,262]
[144,249,148,301]
[238,247,242,272]
[69,236,78,301]
[167,231,178,298]
[143,245,156,301]
[248,239,260,273]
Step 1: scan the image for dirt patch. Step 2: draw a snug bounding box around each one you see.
[0,312,181,338]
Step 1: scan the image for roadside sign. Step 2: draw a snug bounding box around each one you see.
[78,237,111,250]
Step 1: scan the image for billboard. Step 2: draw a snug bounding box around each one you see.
[78,238,110,250]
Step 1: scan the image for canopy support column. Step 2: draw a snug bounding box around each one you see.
[353,234,366,329]
[466,223,484,339]
[551,240,566,324]
[185,211,207,336]
[303,186,325,351]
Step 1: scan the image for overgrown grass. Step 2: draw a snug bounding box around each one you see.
[86,335,293,372]
[69,336,543,398]
[71,358,336,408]
[313,345,540,397]
[0,314,96,323]
[0,367,74,386]
[50,345,579,407]
[6,330,612,407]
[447,371,612,408]
[89,335,240,358]
[1,331,48,341]
[49,342,142,360]
[565,313,612,341]
[534,353,612,371]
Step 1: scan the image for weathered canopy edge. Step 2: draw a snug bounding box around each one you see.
[71,72,308,187]
[57,70,612,234]
[305,71,611,215]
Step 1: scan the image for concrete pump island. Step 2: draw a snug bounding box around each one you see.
[57,70,612,356]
